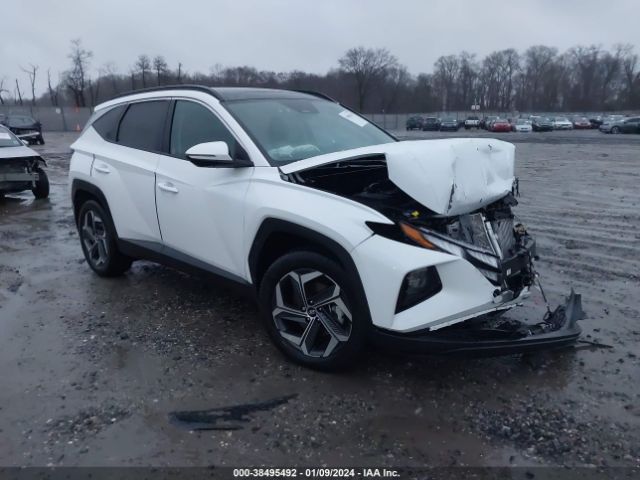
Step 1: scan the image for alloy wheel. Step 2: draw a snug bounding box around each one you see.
[271,269,352,358]
[81,210,109,268]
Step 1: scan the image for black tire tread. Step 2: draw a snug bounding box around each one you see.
[78,200,132,277]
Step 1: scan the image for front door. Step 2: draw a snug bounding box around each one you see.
[155,100,253,280]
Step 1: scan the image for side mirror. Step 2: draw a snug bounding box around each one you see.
[185,141,233,164]
[185,141,253,168]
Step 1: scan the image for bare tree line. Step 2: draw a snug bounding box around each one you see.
[2,39,640,113]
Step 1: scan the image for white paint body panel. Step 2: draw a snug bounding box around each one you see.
[155,158,253,277]
[0,144,39,159]
[72,127,161,242]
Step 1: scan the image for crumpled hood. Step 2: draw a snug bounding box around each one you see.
[280,138,515,216]
[0,145,39,160]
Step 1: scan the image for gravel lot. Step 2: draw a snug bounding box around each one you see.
[0,130,639,468]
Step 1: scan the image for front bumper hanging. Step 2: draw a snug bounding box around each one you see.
[372,290,584,356]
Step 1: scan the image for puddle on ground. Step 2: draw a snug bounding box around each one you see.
[169,393,298,431]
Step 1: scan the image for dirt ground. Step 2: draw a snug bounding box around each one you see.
[0,130,639,468]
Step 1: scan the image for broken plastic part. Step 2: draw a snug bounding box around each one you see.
[371,289,584,357]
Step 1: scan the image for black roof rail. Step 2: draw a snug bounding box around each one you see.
[110,84,221,101]
[292,90,338,103]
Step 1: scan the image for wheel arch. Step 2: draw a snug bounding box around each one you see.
[248,218,372,320]
[71,179,114,227]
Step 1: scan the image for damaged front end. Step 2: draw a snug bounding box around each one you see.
[0,155,44,194]
[281,139,584,356]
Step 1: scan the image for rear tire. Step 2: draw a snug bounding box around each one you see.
[258,251,369,370]
[77,200,132,277]
[32,167,49,199]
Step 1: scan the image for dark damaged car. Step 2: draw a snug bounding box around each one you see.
[2,114,45,145]
[0,125,49,199]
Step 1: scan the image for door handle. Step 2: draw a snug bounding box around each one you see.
[157,182,179,193]
[94,163,111,174]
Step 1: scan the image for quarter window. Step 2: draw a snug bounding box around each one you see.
[169,100,236,159]
[92,105,126,141]
[117,101,169,151]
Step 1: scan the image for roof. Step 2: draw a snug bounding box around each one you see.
[108,85,335,103]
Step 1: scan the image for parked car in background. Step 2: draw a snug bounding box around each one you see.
[406,115,424,131]
[464,116,480,129]
[599,115,627,133]
[481,116,498,130]
[439,117,459,131]
[552,116,573,130]
[589,116,604,129]
[572,117,592,129]
[512,119,533,132]
[421,117,440,131]
[0,125,49,198]
[532,116,554,132]
[1,115,45,145]
[489,119,512,132]
[617,116,640,134]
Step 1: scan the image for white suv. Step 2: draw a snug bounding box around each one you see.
[69,86,582,369]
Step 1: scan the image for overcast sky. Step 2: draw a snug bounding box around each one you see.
[2,0,639,96]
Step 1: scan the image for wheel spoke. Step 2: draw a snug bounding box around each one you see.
[299,318,321,355]
[307,282,340,307]
[96,241,107,265]
[317,309,350,342]
[82,226,96,244]
[287,271,308,307]
[274,281,306,314]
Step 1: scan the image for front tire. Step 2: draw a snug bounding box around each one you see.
[32,167,49,199]
[77,200,132,277]
[611,126,620,134]
[259,251,368,370]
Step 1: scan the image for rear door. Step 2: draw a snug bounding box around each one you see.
[89,100,169,243]
[154,99,253,280]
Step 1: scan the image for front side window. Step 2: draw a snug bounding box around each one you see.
[117,101,169,151]
[224,98,395,165]
[169,101,236,159]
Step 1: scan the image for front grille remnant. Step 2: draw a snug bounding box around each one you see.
[492,218,516,258]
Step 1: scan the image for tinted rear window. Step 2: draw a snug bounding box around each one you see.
[117,101,169,151]
[92,105,126,141]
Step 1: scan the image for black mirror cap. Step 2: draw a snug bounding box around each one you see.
[233,143,253,167]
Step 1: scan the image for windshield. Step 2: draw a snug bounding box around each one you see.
[7,116,37,127]
[516,119,531,125]
[224,98,395,165]
[0,127,22,147]
[554,117,569,122]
